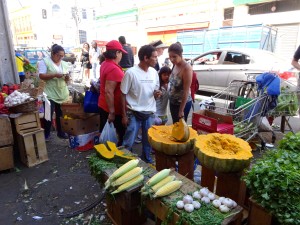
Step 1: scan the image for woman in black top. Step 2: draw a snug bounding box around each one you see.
[81,42,91,81]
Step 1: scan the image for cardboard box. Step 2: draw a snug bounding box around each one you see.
[60,114,100,136]
[0,146,14,171]
[0,116,14,146]
[69,130,100,151]
[61,103,94,119]
[192,110,234,134]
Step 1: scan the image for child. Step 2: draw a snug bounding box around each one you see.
[155,66,172,125]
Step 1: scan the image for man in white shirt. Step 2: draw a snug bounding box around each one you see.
[90,41,101,80]
[120,45,161,163]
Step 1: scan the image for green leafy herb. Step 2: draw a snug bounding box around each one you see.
[278,132,300,152]
[243,147,300,225]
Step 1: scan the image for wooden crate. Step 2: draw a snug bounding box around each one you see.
[146,171,243,225]
[0,116,14,147]
[201,166,248,208]
[248,198,275,225]
[106,190,146,225]
[17,128,48,167]
[13,112,41,134]
[0,145,14,171]
[154,149,194,180]
[103,163,146,225]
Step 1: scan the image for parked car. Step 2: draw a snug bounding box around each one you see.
[190,48,298,95]
[62,47,77,64]
[21,48,50,67]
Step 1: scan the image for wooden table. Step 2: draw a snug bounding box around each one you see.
[99,150,243,225]
[145,170,243,225]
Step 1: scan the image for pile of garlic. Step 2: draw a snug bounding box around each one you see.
[4,90,34,107]
[176,187,237,213]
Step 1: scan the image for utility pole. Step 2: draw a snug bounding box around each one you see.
[72,0,80,46]
[0,0,19,85]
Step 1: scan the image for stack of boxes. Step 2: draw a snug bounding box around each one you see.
[0,116,14,171]
[60,103,100,151]
[13,112,48,167]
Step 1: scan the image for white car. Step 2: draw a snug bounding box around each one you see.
[191,48,298,95]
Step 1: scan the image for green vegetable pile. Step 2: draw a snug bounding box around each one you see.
[243,132,300,225]
[23,63,37,73]
[270,87,298,116]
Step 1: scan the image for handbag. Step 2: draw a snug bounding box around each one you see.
[133,110,152,121]
[83,90,99,113]
[87,62,92,69]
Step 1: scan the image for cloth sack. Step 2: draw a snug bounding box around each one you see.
[84,91,99,113]
[99,121,118,144]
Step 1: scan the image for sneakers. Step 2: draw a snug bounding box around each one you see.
[57,132,69,139]
[134,134,142,144]
[45,135,51,142]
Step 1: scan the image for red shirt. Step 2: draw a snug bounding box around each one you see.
[98,59,124,115]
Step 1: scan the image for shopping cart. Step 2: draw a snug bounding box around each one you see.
[267,80,299,133]
[199,79,274,149]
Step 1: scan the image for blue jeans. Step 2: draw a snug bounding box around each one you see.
[122,112,155,163]
[169,100,193,123]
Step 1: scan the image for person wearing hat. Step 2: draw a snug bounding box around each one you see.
[118,36,134,71]
[150,40,169,71]
[98,40,128,146]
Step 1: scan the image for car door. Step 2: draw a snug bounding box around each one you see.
[223,51,252,85]
[192,51,223,93]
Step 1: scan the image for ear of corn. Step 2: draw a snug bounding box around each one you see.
[153,180,182,198]
[151,175,176,193]
[111,167,143,187]
[146,168,171,187]
[105,159,139,189]
[111,174,144,195]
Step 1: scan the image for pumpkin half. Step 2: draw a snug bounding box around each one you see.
[194,133,253,173]
[94,143,114,160]
[171,118,190,142]
[148,125,198,156]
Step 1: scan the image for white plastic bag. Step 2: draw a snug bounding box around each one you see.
[99,121,118,144]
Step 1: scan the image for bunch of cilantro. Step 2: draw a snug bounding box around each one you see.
[243,132,300,225]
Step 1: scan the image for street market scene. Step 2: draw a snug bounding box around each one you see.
[0,0,300,225]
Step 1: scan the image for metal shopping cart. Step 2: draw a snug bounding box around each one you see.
[198,79,275,149]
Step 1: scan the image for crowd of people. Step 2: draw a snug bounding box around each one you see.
[32,36,300,164]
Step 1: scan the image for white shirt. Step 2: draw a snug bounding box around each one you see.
[120,65,159,113]
[89,47,101,64]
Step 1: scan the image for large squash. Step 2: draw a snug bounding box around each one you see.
[94,143,114,160]
[171,118,190,142]
[194,133,253,173]
[148,125,198,155]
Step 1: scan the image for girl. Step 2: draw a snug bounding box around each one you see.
[168,42,193,123]
[155,66,172,125]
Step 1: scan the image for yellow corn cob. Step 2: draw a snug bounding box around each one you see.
[146,169,171,187]
[105,159,139,188]
[111,167,143,187]
[111,174,144,194]
[153,180,182,198]
[151,175,176,193]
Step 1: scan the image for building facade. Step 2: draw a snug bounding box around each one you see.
[8,0,300,59]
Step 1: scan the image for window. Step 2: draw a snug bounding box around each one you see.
[193,52,222,65]
[227,52,250,64]
[52,4,60,17]
[93,10,96,20]
[82,9,87,19]
[224,7,234,20]
[79,30,87,44]
[249,0,300,15]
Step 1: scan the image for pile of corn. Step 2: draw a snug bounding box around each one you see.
[105,159,144,194]
[141,169,182,198]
